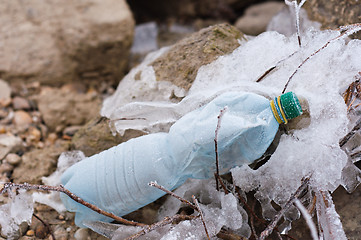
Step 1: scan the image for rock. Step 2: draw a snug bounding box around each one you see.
[0,79,11,107]
[74,228,90,240]
[53,226,68,240]
[36,87,101,132]
[13,110,33,129]
[0,162,14,175]
[63,126,82,137]
[0,0,134,85]
[304,0,361,39]
[235,1,285,36]
[71,116,145,156]
[5,153,22,165]
[0,133,23,160]
[12,97,31,110]
[12,141,69,184]
[152,23,245,90]
[128,0,262,22]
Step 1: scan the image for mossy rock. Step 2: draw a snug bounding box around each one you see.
[151,23,246,91]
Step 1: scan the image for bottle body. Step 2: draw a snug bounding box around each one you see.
[61,91,280,227]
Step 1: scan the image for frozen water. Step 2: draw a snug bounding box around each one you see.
[98,25,361,238]
[131,22,159,54]
[0,190,34,239]
[33,151,85,213]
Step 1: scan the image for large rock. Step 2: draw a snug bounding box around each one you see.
[235,1,285,36]
[35,87,101,132]
[0,0,134,85]
[128,0,270,22]
[304,0,361,39]
[71,116,145,156]
[151,23,245,90]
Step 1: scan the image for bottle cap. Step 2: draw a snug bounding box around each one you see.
[280,92,303,120]
[270,92,303,124]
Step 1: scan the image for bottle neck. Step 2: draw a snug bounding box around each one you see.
[270,96,288,124]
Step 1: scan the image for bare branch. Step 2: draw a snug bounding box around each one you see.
[148,181,197,211]
[282,23,361,93]
[125,215,197,240]
[192,195,211,240]
[214,106,228,190]
[258,177,310,240]
[0,182,146,227]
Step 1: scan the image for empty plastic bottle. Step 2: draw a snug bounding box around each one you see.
[60,91,303,227]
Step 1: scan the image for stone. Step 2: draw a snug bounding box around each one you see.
[12,97,31,110]
[0,79,11,107]
[128,0,261,22]
[12,141,69,184]
[13,110,33,129]
[235,1,285,36]
[63,125,82,137]
[0,162,14,175]
[0,133,23,160]
[152,23,245,91]
[0,0,134,85]
[74,228,90,240]
[71,116,145,156]
[304,0,361,39]
[35,87,101,132]
[5,153,22,165]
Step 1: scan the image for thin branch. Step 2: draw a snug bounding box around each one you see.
[294,199,318,240]
[33,213,55,240]
[214,106,228,190]
[125,215,197,240]
[0,182,146,227]
[148,181,197,211]
[215,173,230,194]
[282,23,361,93]
[192,195,211,240]
[339,117,361,147]
[258,177,310,240]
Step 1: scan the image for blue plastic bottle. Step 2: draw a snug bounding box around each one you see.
[60,91,302,227]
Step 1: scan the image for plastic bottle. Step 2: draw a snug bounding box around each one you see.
[60,91,303,227]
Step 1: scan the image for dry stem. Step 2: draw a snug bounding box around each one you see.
[214,106,228,190]
[258,177,310,240]
[0,182,146,227]
[192,195,211,240]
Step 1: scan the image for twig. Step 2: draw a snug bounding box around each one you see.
[215,173,230,194]
[294,199,318,240]
[214,106,228,190]
[285,0,307,47]
[258,177,310,240]
[339,117,361,147]
[250,201,259,239]
[193,195,211,240]
[0,182,146,227]
[33,213,55,240]
[307,194,317,215]
[148,181,197,211]
[125,214,197,240]
[282,23,361,93]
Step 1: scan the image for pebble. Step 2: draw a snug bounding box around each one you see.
[74,228,90,240]
[0,162,14,174]
[63,125,82,137]
[12,96,31,110]
[13,110,33,129]
[53,226,68,240]
[26,126,42,143]
[26,229,35,236]
[35,223,48,239]
[0,79,11,107]
[5,153,21,165]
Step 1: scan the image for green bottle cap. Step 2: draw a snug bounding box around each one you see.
[280,92,303,120]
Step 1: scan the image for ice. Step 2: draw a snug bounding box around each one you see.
[97,25,361,238]
[131,22,158,54]
[0,189,34,239]
[32,151,85,213]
